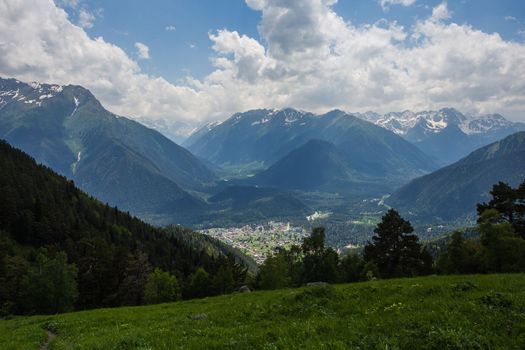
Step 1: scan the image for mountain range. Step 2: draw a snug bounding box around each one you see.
[387,131,525,221]
[185,108,437,189]
[3,76,524,229]
[354,108,525,165]
[0,77,214,217]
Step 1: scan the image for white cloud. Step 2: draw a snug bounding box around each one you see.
[505,16,517,22]
[55,0,79,8]
[431,2,451,22]
[165,25,176,31]
[55,1,101,29]
[379,0,416,11]
[1,0,525,131]
[134,42,150,60]
[78,8,95,28]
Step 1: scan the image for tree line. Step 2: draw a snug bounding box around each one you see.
[0,140,248,315]
[256,179,525,289]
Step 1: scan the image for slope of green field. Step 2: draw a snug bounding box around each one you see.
[1,274,524,349]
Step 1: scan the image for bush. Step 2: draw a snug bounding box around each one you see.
[480,293,512,309]
[144,268,180,304]
[451,281,477,292]
[295,284,338,302]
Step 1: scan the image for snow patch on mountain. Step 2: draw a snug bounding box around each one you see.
[69,97,80,117]
[0,80,65,108]
[460,114,515,135]
[353,108,518,137]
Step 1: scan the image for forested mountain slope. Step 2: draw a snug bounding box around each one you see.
[388,132,525,220]
[0,140,252,314]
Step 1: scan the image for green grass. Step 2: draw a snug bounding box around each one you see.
[2,274,525,349]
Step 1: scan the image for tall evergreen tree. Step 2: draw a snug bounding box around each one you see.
[212,265,235,295]
[257,254,289,290]
[364,209,430,278]
[436,231,482,274]
[301,227,339,283]
[188,267,211,299]
[118,251,152,306]
[477,180,525,238]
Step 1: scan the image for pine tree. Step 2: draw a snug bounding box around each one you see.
[477,180,525,238]
[257,254,289,290]
[301,227,339,283]
[212,265,235,295]
[437,231,482,274]
[364,209,429,278]
[188,267,211,298]
[118,251,152,306]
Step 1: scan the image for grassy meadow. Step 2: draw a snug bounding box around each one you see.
[1,274,524,349]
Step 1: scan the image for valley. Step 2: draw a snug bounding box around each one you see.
[199,221,309,264]
[1,77,523,260]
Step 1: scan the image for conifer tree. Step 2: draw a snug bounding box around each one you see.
[188,267,211,298]
[257,254,289,290]
[364,209,429,278]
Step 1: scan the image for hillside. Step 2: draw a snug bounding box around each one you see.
[1,274,524,349]
[249,139,390,194]
[209,185,310,217]
[0,77,215,218]
[0,139,253,313]
[187,109,436,188]
[387,132,525,221]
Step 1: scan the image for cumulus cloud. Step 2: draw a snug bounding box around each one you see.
[431,2,451,22]
[0,0,525,131]
[208,0,525,120]
[379,0,416,11]
[78,8,96,28]
[134,42,151,60]
[54,0,101,29]
[165,25,176,31]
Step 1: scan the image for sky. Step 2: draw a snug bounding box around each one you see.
[1,0,525,134]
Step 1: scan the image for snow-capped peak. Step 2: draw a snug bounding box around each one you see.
[247,108,310,127]
[459,113,515,135]
[353,108,515,136]
[0,79,65,109]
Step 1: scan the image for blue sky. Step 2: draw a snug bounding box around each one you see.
[68,0,525,83]
[2,0,525,130]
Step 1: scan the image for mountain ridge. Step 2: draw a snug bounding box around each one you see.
[187,108,437,189]
[387,131,525,221]
[353,107,525,165]
[0,77,215,219]
[188,107,524,167]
